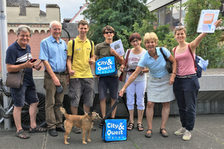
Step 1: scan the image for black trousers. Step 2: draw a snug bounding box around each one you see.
[173,76,199,131]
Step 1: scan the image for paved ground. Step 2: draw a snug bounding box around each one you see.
[0,114,224,149]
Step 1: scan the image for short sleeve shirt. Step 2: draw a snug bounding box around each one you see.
[125,49,147,81]
[67,36,94,78]
[138,47,171,78]
[39,35,67,72]
[5,41,34,86]
[95,41,118,76]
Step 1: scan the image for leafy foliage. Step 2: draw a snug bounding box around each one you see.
[83,0,156,50]
[184,0,223,68]
[83,0,223,67]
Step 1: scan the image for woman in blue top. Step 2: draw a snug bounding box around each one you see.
[119,32,176,138]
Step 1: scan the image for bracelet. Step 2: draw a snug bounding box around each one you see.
[172,72,176,74]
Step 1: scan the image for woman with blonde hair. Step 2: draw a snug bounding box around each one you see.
[119,32,176,138]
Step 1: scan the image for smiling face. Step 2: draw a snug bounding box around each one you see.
[175,29,186,43]
[131,38,141,48]
[50,23,62,40]
[78,24,89,37]
[17,31,30,48]
[103,29,114,41]
[144,39,157,52]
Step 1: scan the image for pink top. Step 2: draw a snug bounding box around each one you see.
[175,46,196,76]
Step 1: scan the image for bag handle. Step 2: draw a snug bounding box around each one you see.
[103,96,129,122]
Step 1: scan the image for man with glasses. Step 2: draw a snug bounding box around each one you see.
[95,25,124,125]
[66,20,95,133]
[6,25,45,139]
[39,20,67,137]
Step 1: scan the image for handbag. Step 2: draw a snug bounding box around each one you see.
[102,96,129,142]
[119,49,131,82]
[6,70,24,88]
[160,48,172,73]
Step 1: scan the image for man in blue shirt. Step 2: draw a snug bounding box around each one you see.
[39,20,67,137]
[6,25,45,139]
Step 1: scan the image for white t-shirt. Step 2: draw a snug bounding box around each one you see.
[124,48,147,81]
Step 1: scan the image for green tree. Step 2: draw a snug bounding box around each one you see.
[184,0,223,68]
[83,0,156,50]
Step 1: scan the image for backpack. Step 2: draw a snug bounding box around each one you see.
[71,39,93,63]
[188,45,202,78]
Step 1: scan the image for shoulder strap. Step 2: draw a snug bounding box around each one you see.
[173,47,177,56]
[188,44,197,71]
[124,49,131,69]
[71,39,75,64]
[160,47,168,61]
[90,40,93,58]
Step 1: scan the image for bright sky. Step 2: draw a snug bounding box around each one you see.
[29,0,86,21]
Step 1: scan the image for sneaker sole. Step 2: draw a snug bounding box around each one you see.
[174,132,184,136]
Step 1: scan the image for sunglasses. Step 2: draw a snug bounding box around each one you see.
[175,26,185,29]
[104,31,114,34]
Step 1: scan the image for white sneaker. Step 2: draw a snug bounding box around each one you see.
[182,130,192,141]
[174,127,186,136]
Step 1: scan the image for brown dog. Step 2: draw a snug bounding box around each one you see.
[60,107,101,144]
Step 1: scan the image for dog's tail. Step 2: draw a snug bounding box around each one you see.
[60,107,68,118]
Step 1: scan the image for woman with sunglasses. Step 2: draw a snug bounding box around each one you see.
[120,33,148,131]
[173,19,222,141]
[119,32,176,138]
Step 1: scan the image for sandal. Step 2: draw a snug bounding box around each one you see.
[137,123,144,131]
[16,129,30,139]
[127,123,134,131]
[145,129,152,138]
[29,127,47,133]
[160,128,169,137]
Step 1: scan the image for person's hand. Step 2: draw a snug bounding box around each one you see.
[169,73,175,85]
[119,88,125,97]
[110,48,117,56]
[24,60,34,68]
[89,57,95,65]
[52,76,61,86]
[214,19,222,28]
[69,70,75,76]
[120,64,125,72]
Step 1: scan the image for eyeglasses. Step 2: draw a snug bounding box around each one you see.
[131,39,139,43]
[19,35,30,38]
[104,31,114,34]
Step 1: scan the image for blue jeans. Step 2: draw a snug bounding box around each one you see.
[173,76,199,131]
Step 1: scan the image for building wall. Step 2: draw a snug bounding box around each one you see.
[0,2,61,71]
[7,6,60,24]
[0,32,69,71]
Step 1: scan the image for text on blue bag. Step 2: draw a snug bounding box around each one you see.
[95,56,117,76]
[102,119,127,141]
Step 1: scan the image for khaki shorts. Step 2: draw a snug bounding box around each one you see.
[68,78,95,107]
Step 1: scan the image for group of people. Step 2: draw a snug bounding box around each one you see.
[5,18,221,141]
